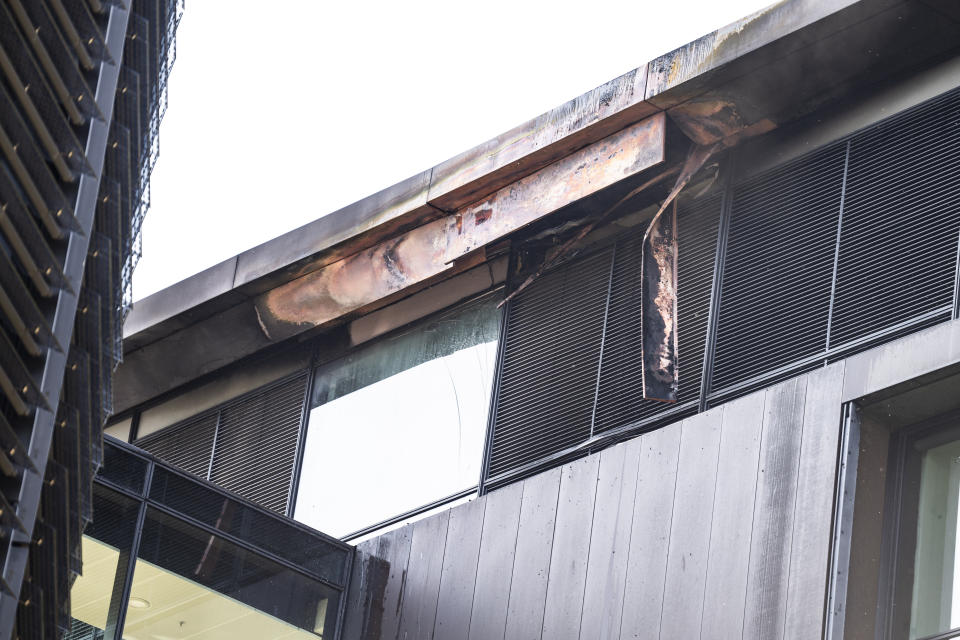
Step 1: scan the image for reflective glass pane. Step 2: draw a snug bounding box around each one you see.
[66,485,139,639]
[99,440,148,495]
[295,293,501,536]
[909,433,960,639]
[149,466,350,586]
[122,507,338,639]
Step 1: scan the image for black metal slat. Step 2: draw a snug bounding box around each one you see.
[488,248,612,479]
[710,143,847,392]
[593,192,721,434]
[209,373,309,513]
[0,170,67,296]
[0,2,89,179]
[830,91,960,349]
[135,411,218,479]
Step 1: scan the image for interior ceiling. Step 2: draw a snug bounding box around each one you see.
[70,537,319,640]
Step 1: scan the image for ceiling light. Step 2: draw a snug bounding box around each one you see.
[129,597,151,609]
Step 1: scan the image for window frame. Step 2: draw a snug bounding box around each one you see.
[295,288,506,541]
[877,408,960,640]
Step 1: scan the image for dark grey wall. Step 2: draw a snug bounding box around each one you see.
[342,362,846,640]
[341,318,960,640]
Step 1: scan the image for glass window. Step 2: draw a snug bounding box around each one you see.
[905,429,960,639]
[66,485,139,639]
[123,508,338,639]
[294,293,501,536]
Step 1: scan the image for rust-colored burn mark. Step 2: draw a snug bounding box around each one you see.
[255,114,666,342]
[668,97,776,147]
[499,164,680,307]
[669,98,745,146]
[450,113,666,257]
[256,217,452,341]
[642,200,679,403]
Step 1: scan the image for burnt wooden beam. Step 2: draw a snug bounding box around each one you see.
[254,113,666,342]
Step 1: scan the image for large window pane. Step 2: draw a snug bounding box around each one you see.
[294,293,501,536]
[66,485,139,639]
[909,432,960,639]
[123,508,338,639]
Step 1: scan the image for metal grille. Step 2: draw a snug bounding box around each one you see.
[593,193,721,434]
[711,143,846,392]
[136,373,310,514]
[488,248,613,479]
[136,412,218,478]
[487,196,722,482]
[0,0,182,632]
[830,91,960,351]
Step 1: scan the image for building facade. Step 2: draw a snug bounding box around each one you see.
[67,0,960,638]
[0,1,182,638]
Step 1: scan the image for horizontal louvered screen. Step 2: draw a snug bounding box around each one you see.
[488,248,613,479]
[136,412,217,478]
[593,193,721,433]
[711,143,846,392]
[830,90,960,351]
[135,372,308,513]
[484,87,960,488]
[209,373,308,514]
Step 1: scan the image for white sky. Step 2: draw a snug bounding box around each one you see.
[133,0,773,301]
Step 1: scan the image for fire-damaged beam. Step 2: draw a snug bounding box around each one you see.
[254,113,666,342]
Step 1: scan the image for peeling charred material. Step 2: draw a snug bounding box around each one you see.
[642,200,679,402]
[500,165,680,307]
[255,114,666,341]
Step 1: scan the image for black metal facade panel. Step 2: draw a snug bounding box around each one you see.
[488,247,612,479]
[136,372,310,514]
[487,193,721,482]
[711,143,847,391]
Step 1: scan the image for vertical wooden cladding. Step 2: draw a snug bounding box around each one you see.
[343,364,846,640]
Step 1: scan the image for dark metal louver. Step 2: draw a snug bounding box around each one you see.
[830,91,960,352]
[593,193,721,433]
[710,144,846,393]
[136,372,310,514]
[487,195,721,484]
[489,248,612,480]
[135,411,218,478]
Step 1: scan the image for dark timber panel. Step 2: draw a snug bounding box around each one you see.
[399,512,450,640]
[579,440,641,640]
[504,467,561,640]
[619,424,682,639]
[468,482,523,640]
[542,455,601,639]
[660,409,723,639]
[784,362,845,638]
[342,538,384,640]
[434,497,486,640]
[378,525,414,640]
[343,363,862,640]
[743,376,808,640]
[700,390,765,638]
